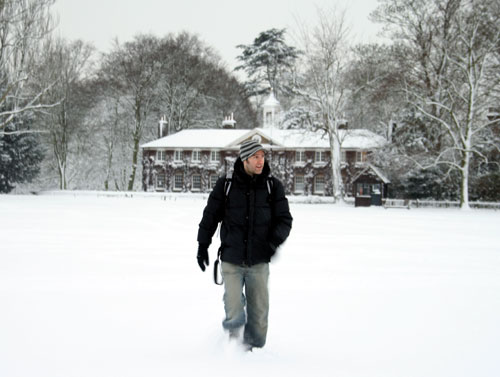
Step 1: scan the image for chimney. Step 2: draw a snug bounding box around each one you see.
[222,113,236,129]
[159,116,167,138]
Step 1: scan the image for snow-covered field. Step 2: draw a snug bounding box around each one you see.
[1,192,499,377]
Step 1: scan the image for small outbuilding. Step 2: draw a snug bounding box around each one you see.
[352,164,390,207]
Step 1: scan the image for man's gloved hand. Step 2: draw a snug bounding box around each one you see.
[197,243,209,271]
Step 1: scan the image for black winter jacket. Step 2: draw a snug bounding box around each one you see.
[197,158,293,266]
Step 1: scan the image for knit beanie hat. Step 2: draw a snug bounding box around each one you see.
[239,139,265,161]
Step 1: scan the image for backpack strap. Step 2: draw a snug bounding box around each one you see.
[224,171,274,201]
[266,175,274,197]
[224,171,233,199]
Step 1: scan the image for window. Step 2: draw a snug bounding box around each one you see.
[174,150,183,162]
[156,173,165,190]
[356,151,367,163]
[356,183,381,196]
[174,173,183,191]
[315,151,326,163]
[192,150,201,162]
[192,174,201,191]
[265,111,273,125]
[210,174,218,190]
[295,150,306,164]
[156,150,166,161]
[210,150,220,163]
[294,175,304,193]
[314,175,325,194]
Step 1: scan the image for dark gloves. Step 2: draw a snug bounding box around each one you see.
[197,243,209,271]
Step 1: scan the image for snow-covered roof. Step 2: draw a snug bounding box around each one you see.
[141,127,386,150]
[352,163,391,184]
[141,129,250,149]
[257,128,386,149]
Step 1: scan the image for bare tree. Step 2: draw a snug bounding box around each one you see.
[373,0,500,208]
[286,6,351,202]
[92,32,256,192]
[346,43,410,139]
[156,32,218,133]
[410,2,500,208]
[102,97,126,191]
[34,38,95,189]
[87,90,130,191]
[99,35,163,191]
[154,32,257,132]
[0,0,57,133]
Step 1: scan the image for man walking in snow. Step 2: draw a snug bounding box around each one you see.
[197,139,293,350]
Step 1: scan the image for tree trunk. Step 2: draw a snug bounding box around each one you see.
[127,107,142,191]
[460,138,471,210]
[104,144,113,191]
[328,125,343,202]
[127,136,140,191]
[57,160,67,190]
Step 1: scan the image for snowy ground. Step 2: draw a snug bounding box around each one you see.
[0,192,499,377]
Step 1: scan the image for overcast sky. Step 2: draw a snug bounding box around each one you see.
[52,0,384,70]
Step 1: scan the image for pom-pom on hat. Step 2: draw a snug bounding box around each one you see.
[239,139,265,161]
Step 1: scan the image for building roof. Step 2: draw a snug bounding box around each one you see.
[259,128,386,149]
[141,129,250,149]
[352,163,391,184]
[263,91,280,108]
[141,127,387,150]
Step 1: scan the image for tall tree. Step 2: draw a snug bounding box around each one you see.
[372,0,500,208]
[235,28,300,101]
[156,33,214,133]
[34,38,95,190]
[0,0,57,133]
[83,80,131,191]
[345,43,410,138]
[284,7,351,202]
[99,34,162,191]
[155,32,257,134]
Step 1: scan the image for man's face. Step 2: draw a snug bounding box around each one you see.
[243,150,265,176]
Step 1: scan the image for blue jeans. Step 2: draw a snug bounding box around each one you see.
[221,262,270,348]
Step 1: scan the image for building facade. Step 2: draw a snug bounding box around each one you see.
[141,95,389,198]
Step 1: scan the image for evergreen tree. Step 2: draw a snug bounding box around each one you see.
[235,28,300,100]
[0,116,44,193]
